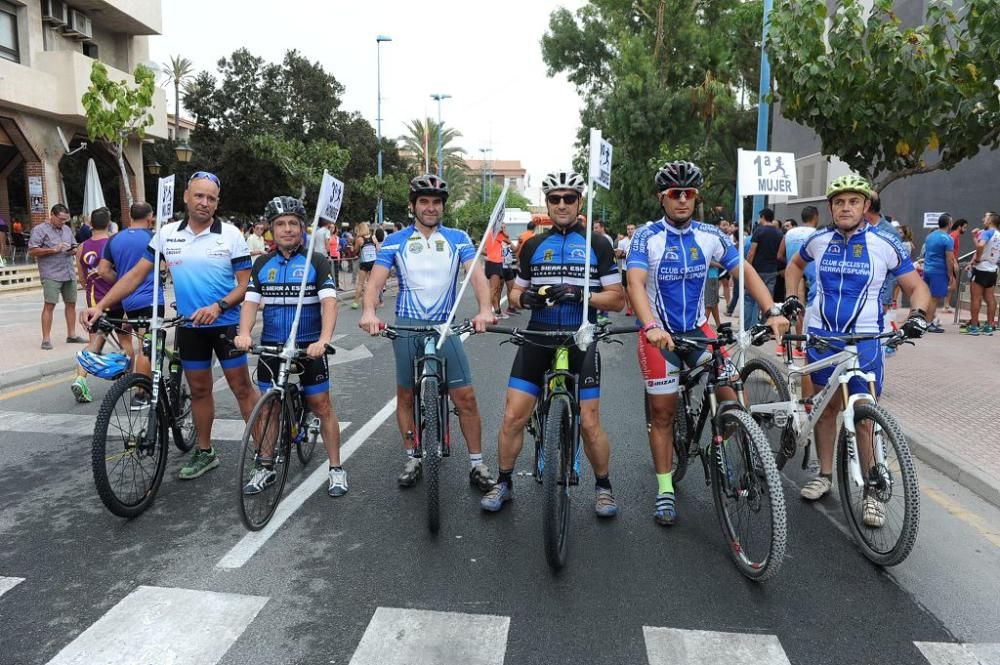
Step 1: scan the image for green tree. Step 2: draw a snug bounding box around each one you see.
[161,54,194,133]
[249,133,350,204]
[82,61,156,205]
[399,118,467,177]
[449,183,532,239]
[768,0,1000,192]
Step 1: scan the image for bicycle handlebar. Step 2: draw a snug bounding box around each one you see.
[377,320,474,340]
[250,343,336,357]
[482,323,638,345]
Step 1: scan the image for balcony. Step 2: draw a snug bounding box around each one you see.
[61,0,162,36]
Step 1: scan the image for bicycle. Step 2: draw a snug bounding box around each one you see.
[237,344,334,531]
[665,322,787,582]
[483,323,636,571]
[378,321,474,535]
[89,313,196,518]
[740,323,920,566]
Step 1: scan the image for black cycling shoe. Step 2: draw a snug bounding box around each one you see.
[469,464,496,491]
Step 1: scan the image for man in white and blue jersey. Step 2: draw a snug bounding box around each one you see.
[784,175,930,522]
[82,172,259,481]
[360,174,497,493]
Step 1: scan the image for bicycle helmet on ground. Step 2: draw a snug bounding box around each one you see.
[540,170,586,195]
[654,161,704,191]
[77,350,130,381]
[264,196,306,223]
[826,174,873,200]
[409,174,450,203]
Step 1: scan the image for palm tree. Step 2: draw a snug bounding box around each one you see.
[400,118,467,177]
[161,55,195,139]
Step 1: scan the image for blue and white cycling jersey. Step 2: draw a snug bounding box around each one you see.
[798,224,914,334]
[375,225,476,322]
[627,219,740,332]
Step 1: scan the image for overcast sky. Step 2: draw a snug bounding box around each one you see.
[148,0,586,203]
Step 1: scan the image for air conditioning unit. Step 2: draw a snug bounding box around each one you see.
[64,9,92,40]
[41,0,67,25]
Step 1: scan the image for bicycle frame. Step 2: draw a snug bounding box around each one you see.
[411,333,451,456]
[539,346,582,470]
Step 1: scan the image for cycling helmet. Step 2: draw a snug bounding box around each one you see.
[409,174,450,203]
[654,161,704,191]
[541,170,586,195]
[264,196,306,223]
[77,350,130,381]
[826,174,873,200]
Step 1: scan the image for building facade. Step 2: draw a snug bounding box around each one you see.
[0,0,166,227]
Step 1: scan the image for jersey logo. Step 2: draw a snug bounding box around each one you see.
[409,243,423,254]
[664,251,680,261]
[543,248,554,262]
[853,244,864,258]
[570,247,586,259]
[267,268,277,281]
[690,246,700,261]
[292,267,306,279]
[827,244,842,254]
[435,240,445,252]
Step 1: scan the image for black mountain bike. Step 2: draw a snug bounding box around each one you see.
[90,314,196,518]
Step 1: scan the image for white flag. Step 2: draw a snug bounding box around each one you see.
[156,175,175,222]
[487,183,510,240]
[589,129,613,190]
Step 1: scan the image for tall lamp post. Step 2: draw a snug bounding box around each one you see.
[478,147,491,204]
[430,93,451,178]
[751,0,773,226]
[376,35,392,227]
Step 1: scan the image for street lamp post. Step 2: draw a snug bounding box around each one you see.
[376,35,392,227]
[430,93,451,179]
[478,148,490,204]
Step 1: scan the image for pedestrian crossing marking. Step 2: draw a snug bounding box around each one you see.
[0,410,248,441]
[643,626,792,665]
[0,576,24,598]
[44,585,268,665]
[916,641,1000,665]
[348,607,510,665]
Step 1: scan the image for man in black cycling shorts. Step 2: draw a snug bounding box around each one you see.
[82,172,259,480]
[480,170,625,517]
[235,196,346,497]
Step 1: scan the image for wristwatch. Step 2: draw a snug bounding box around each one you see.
[766,305,782,318]
[216,299,230,312]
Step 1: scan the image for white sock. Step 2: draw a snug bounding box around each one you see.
[469,453,483,470]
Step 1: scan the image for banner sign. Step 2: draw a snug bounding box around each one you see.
[156,174,175,222]
[589,128,613,190]
[738,150,798,197]
[318,173,345,224]
[923,212,946,229]
[487,183,509,240]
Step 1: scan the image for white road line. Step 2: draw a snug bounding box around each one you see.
[0,576,24,598]
[216,405,392,569]
[0,411,250,441]
[349,607,510,665]
[916,641,1000,665]
[44,585,268,665]
[643,626,792,665]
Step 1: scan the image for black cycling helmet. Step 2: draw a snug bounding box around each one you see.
[409,174,450,204]
[264,196,306,224]
[654,160,704,191]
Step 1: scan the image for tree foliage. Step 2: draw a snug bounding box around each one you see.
[768,0,1000,192]
[449,183,532,239]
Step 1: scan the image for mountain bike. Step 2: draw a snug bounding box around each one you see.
[666,322,787,582]
[237,344,333,531]
[741,324,920,566]
[378,321,474,534]
[90,314,196,518]
[484,323,636,571]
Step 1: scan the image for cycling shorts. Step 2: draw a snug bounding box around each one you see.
[806,330,884,397]
[485,261,504,280]
[392,316,473,389]
[508,330,601,401]
[972,269,998,289]
[256,344,330,397]
[638,322,734,396]
[176,324,247,371]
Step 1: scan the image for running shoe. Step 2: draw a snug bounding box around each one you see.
[70,377,92,403]
[480,482,512,512]
[469,464,496,491]
[242,465,276,495]
[800,475,832,500]
[179,447,220,480]
[397,457,422,487]
[328,467,348,497]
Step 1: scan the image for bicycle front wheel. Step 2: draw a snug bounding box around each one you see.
[671,407,690,484]
[420,375,442,534]
[91,373,168,518]
[837,403,919,566]
[237,390,292,531]
[172,379,196,453]
[710,409,787,582]
[740,358,793,468]
[542,395,573,571]
[297,410,319,465]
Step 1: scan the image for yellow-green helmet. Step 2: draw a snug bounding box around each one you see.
[826,174,873,200]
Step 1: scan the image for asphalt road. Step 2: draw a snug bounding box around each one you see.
[0,291,998,665]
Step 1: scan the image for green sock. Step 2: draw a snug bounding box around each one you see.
[657,472,674,495]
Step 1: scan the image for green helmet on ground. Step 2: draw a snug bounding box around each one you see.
[826,175,873,200]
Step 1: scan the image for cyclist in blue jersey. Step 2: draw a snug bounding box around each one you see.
[359,174,497,493]
[234,197,346,497]
[480,170,625,517]
[784,175,930,521]
[82,172,259,481]
[627,160,788,526]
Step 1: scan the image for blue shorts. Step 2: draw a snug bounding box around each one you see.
[922,270,949,298]
[806,330,884,397]
[392,316,473,389]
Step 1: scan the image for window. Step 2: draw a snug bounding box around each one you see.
[0,1,19,63]
[791,153,829,201]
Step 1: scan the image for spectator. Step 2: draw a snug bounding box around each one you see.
[75,215,93,244]
[717,220,733,307]
[327,223,341,289]
[615,223,637,315]
[314,218,331,260]
[516,221,536,258]
[745,208,782,324]
[246,220,267,258]
[28,204,88,349]
[963,211,1000,335]
[864,193,902,336]
[71,207,115,403]
[920,214,956,332]
[483,222,509,317]
[946,217,968,313]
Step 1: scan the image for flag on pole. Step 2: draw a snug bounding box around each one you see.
[589,130,613,191]
[487,183,509,240]
[317,172,345,224]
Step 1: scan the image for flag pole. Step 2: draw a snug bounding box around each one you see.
[284,170,331,356]
[578,128,601,348]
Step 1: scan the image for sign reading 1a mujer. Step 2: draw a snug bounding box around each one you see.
[737,150,798,197]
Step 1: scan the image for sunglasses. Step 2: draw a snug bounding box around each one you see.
[188,171,221,188]
[547,193,580,205]
[662,188,698,200]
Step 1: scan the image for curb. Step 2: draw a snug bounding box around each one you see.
[904,426,1000,509]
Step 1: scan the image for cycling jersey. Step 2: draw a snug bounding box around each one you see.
[245,246,336,344]
[798,224,914,334]
[975,229,1000,272]
[145,218,252,327]
[104,228,163,313]
[783,226,817,283]
[359,236,378,263]
[375,225,476,322]
[627,219,740,332]
[516,222,619,328]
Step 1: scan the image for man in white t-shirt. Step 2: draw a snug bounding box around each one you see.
[615,223,637,315]
[966,211,1000,335]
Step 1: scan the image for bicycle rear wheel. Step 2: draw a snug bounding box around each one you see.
[296,410,319,465]
[740,357,794,468]
[837,403,919,566]
[420,375,442,534]
[671,406,690,484]
[237,390,292,531]
[172,379,196,453]
[91,373,168,518]
[542,395,573,571]
[710,409,787,582]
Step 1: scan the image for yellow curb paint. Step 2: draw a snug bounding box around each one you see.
[924,486,1000,548]
[0,372,76,401]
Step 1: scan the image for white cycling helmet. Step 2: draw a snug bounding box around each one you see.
[541,171,586,196]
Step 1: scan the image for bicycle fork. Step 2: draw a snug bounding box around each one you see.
[839,386,884,490]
